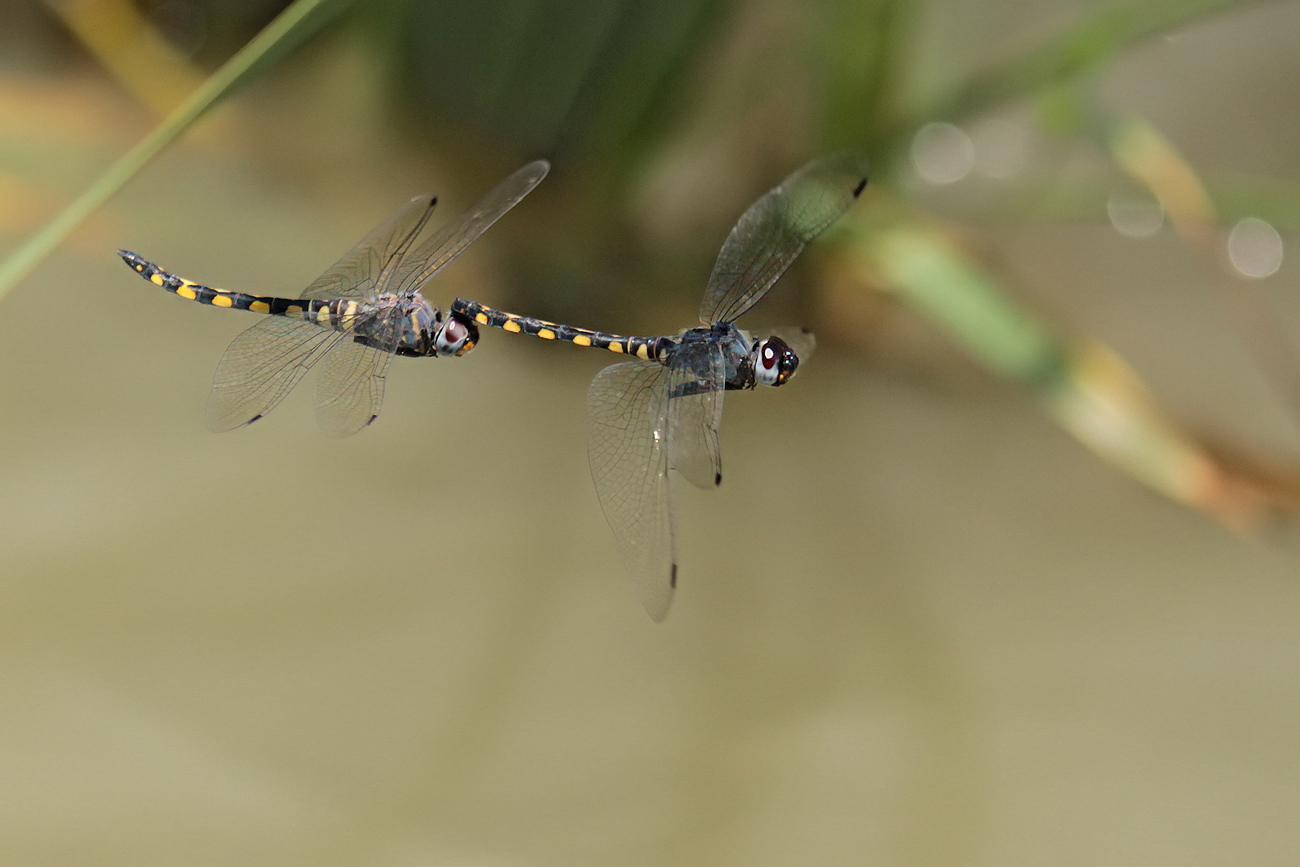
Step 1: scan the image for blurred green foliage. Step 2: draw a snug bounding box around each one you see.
[4,0,1296,517]
[380,0,721,168]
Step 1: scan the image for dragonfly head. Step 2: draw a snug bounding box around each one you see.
[752,335,799,386]
[434,312,479,356]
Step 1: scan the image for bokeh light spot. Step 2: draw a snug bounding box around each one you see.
[912,122,975,185]
[1107,192,1164,238]
[1227,217,1283,278]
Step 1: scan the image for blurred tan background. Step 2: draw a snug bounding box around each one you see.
[3,0,1300,864]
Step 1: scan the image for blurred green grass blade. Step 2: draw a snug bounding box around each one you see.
[855,221,1237,520]
[867,225,1064,385]
[914,0,1270,129]
[382,0,721,168]
[818,0,915,152]
[0,0,352,303]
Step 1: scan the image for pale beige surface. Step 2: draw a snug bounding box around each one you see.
[4,5,1300,865]
[3,241,1298,865]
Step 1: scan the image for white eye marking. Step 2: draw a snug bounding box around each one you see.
[436,319,466,355]
[753,340,781,386]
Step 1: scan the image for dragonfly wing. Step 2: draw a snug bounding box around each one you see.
[312,319,396,438]
[666,341,725,490]
[588,360,677,622]
[300,194,438,301]
[699,150,869,325]
[206,316,340,431]
[391,160,549,294]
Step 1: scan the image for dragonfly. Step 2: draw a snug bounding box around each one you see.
[119,159,549,437]
[453,150,868,619]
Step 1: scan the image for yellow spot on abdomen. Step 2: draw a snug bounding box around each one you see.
[150,274,165,286]
[286,305,303,315]
[571,334,592,347]
[476,313,489,324]
[210,293,234,308]
[537,328,555,340]
[174,285,197,301]
[316,306,332,324]
[249,300,271,314]
[608,342,624,354]
[503,319,522,333]
[635,343,650,360]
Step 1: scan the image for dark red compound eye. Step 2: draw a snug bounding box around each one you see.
[757,336,798,386]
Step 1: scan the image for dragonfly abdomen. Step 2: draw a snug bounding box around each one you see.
[452,298,672,362]
[117,249,347,321]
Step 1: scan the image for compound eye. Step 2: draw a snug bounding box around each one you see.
[754,336,798,386]
[436,316,476,356]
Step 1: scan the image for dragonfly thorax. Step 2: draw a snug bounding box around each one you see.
[678,323,799,389]
[361,292,478,358]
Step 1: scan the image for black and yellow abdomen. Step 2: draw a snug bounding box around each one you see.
[451,297,673,362]
[119,249,350,324]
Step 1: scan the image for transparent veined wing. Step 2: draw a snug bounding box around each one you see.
[699,150,869,326]
[665,340,725,490]
[311,305,402,438]
[206,316,343,431]
[392,160,550,295]
[588,360,677,622]
[300,194,438,301]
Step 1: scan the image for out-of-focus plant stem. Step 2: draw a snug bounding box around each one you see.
[43,0,204,113]
[850,218,1291,529]
[1110,117,1300,433]
[0,0,350,303]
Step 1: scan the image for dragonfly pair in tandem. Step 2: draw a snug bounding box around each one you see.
[120,151,869,620]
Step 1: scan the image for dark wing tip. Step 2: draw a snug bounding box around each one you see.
[670,563,678,589]
[853,177,868,198]
[714,472,722,486]
[248,414,263,424]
